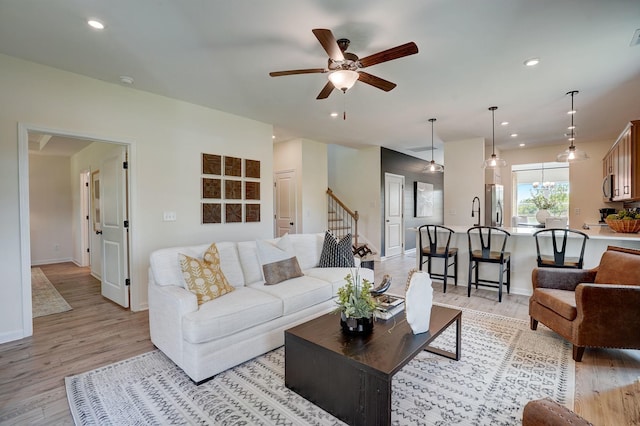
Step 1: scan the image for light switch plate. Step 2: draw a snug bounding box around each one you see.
[163,211,176,222]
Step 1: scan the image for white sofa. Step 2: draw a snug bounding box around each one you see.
[148,233,374,383]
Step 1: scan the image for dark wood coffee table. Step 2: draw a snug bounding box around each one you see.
[284,304,461,426]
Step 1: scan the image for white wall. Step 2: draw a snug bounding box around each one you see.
[300,139,328,233]
[500,139,618,226]
[443,138,486,227]
[327,144,381,254]
[29,153,73,265]
[273,138,328,234]
[0,53,273,343]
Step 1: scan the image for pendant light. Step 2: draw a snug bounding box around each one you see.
[482,106,507,168]
[424,118,444,173]
[557,90,588,162]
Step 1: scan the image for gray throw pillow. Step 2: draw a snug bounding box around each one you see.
[262,257,304,285]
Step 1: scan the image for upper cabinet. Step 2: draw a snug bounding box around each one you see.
[603,120,639,202]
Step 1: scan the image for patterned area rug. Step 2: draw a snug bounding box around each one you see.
[31,267,72,318]
[66,306,574,425]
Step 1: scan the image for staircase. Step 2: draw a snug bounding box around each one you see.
[326,188,375,259]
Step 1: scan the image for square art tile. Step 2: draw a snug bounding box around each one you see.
[225,203,242,223]
[224,156,242,177]
[202,203,221,224]
[202,154,221,175]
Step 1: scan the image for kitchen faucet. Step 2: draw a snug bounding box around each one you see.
[471,196,481,226]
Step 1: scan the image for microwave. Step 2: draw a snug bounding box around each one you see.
[602,174,614,201]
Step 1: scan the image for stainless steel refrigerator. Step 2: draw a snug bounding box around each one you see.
[485,184,504,227]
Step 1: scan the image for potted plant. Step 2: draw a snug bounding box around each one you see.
[334,269,378,334]
[529,189,558,224]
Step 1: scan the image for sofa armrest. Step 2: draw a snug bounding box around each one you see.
[148,273,198,364]
[532,267,597,291]
[574,283,640,346]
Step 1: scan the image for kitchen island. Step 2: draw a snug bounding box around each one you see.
[412,225,640,297]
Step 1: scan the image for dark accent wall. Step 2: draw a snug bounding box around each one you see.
[380,147,444,255]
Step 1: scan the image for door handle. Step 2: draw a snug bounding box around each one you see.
[96,230,103,235]
[289,222,294,226]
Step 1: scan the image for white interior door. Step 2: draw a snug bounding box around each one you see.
[274,170,297,236]
[385,173,404,257]
[99,146,129,307]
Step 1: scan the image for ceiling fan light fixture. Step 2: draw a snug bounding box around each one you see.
[328,70,359,92]
[482,106,507,169]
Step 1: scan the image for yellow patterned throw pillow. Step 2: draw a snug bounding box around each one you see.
[178,244,234,305]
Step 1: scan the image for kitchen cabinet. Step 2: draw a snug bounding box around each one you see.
[603,120,639,201]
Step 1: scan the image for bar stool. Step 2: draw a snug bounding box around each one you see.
[533,228,589,269]
[418,225,458,293]
[467,226,511,302]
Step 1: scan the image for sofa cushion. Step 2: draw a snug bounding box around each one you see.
[594,250,640,285]
[257,235,298,280]
[533,288,577,321]
[318,231,355,267]
[263,256,304,285]
[212,242,245,288]
[150,244,210,287]
[237,241,262,285]
[305,266,374,294]
[249,275,332,315]
[182,287,283,344]
[288,233,324,270]
[179,247,235,305]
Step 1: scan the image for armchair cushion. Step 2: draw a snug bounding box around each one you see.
[533,288,577,321]
[594,249,640,285]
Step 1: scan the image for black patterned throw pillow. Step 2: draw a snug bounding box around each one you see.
[318,231,355,268]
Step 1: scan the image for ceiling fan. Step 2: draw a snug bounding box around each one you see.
[269,29,418,99]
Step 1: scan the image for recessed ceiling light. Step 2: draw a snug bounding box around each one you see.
[567,109,577,115]
[524,57,540,67]
[119,75,134,85]
[519,143,526,147]
[272,135,275,139]
[330,112,338,118]
[510,133,518,137]
[567,125,576,130]
[501,121,509,126]
[87,19,105,30]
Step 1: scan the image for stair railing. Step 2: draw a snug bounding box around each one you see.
[326,188,359,247]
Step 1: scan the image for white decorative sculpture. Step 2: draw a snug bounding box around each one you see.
[404,269,434,334]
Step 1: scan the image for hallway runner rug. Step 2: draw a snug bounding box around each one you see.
[31,267,72,318]
[65,305,575,425]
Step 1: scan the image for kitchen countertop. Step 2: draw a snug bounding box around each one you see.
[410,224,640,296]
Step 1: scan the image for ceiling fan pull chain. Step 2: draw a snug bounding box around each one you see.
[343,93,347,120]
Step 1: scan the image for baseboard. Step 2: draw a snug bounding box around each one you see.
[0,328,28,344]
[31,257,73,266]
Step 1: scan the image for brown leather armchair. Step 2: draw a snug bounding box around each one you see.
[529,245,640,361]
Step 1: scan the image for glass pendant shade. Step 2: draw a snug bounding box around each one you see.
[483,106,506,169]
[557,90,588,162]
[424,118,444,173]
[328,70,359,91]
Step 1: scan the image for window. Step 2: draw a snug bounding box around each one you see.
[512,162,569,224]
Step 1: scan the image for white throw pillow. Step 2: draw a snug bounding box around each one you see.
[256,234,298,282]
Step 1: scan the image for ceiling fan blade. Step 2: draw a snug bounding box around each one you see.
[358,42,418,68]
[269,68,326,77]
[312,29,344,62]
[316,81,335,99]
[357,71,397,92]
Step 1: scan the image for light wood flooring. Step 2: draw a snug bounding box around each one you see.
[1,257,639,425]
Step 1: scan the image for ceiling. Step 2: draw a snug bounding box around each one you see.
[3,0,640,159]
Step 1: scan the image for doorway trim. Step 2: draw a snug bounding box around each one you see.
[17,122,137,338]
